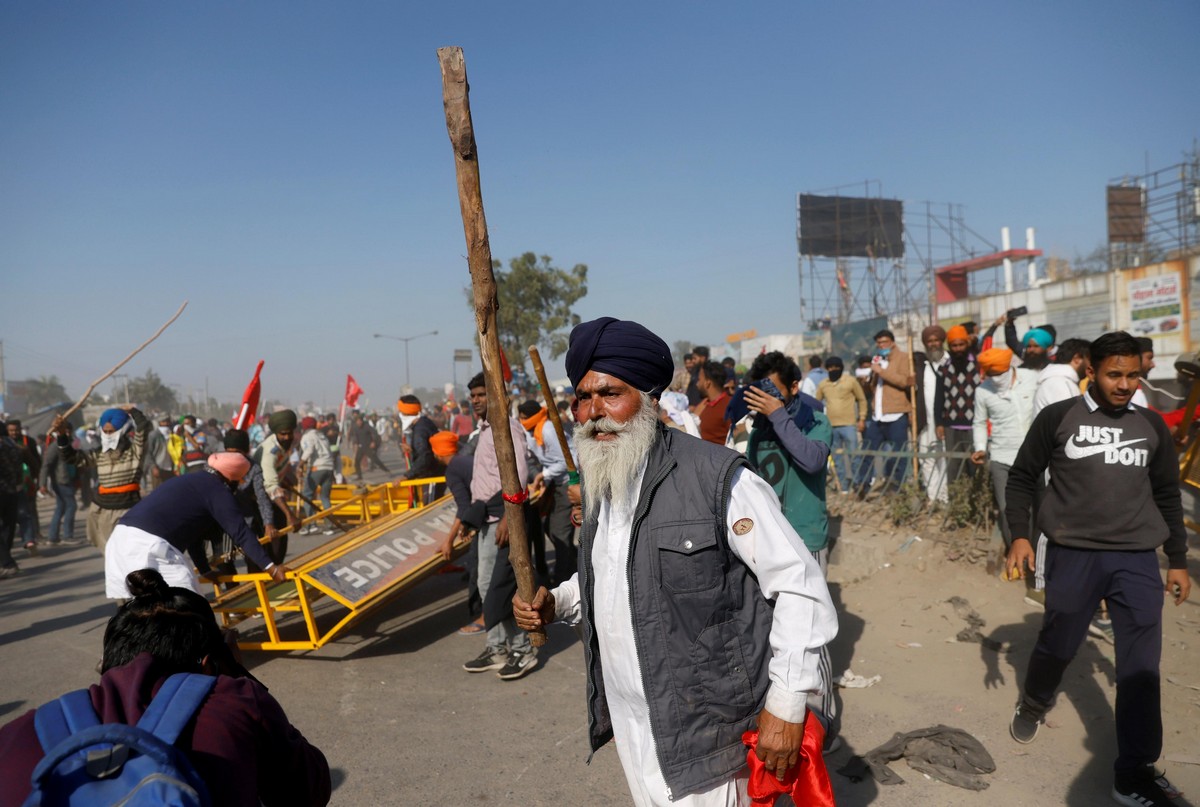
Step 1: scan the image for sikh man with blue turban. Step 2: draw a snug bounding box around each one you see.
[514,317,838,806]
[42,405,152,554]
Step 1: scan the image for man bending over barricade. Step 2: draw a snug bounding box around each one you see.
[104,450,288,598]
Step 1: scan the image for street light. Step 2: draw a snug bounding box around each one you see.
[374,330,438,391]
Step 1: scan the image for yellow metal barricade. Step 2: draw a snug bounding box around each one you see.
[211,476,465,651]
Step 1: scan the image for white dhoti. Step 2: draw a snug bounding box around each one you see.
[104,524,199,598]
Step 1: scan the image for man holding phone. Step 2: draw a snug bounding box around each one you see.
[852,329,914,496]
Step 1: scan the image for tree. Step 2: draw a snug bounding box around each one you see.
[466,252,588,366]
[125,369,178,414]
[672,340,693,364]
[21,376,70,411]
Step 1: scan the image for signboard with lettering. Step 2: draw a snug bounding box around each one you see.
[1128,271,1182,338]
[453,349,474,362]
[307,498,458,605]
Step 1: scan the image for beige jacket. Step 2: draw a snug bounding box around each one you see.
[871,348,913,416]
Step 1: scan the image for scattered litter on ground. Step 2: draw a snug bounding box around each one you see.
[836,724,996,790]
[1166,677,1200,692]
[836,669,882,688]
[898,535,923,553]
[896,642,922,649]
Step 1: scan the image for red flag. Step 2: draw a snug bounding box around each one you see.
[345,374,364,408]
[234,360,265,430]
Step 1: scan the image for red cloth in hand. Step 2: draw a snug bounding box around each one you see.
[742,711,835,807]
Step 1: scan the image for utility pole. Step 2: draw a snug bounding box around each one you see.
[0,340,6,414]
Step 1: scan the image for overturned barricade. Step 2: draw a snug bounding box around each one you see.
[211,478,467,651]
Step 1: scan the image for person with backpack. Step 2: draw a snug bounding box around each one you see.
[0,568,330,806]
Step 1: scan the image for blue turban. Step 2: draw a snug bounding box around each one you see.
[1023,328,1053,349]
[565,317,674,396]
[98,409,130,430]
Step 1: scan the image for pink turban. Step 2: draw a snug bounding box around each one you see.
[207,451,250,482]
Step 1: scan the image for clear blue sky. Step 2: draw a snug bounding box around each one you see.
[2,1,1197,408]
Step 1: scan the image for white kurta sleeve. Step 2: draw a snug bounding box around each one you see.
[725,467,838,723]
[551,572,583,627]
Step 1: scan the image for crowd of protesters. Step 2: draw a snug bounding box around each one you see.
[0,308,1192,807]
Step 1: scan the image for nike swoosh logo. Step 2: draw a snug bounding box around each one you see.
[1064,436,1147,459]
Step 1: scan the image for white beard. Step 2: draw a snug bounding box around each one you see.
[575,393,659,513]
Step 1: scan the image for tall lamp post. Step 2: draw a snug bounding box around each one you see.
[374,331,438,391]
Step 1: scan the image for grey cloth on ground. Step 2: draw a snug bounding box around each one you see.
[836,724,996,790]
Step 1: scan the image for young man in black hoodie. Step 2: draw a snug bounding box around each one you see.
[1004,331,1190,807]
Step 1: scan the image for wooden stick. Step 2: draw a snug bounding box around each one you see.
[528,346,577,476]
[438,46,544,647]
[59,301,189,424]
[906,331,919,482]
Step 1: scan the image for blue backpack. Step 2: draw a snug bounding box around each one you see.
[25,673,217,807]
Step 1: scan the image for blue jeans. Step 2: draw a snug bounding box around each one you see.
[303,469,334,518]
[829,426,859,491]
[477,522,532,657]
[49,481,77,541]
[854,415,910,489]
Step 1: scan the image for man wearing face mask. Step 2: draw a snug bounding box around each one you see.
[934,325,983,483]
[79,405,151,554]
[853,329,914,496]
[104,450,288,598]
[814,356,867,493]
[142,415,176,492]
[971,349,1038,552]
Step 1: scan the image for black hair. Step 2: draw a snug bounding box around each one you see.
[223,429,250,453]
[746,351,801,389]
[1136,337,1154,355]
[825,355,844,369]
[102,570,222,674]
[874,329,895,341]
[856,355,872,366]
[1089,331,1141,369]
[808,355,823,369]
[692,346,710,360]
[6,419,19,428]
[467,372,486,390]
[517,399,542,419]
[1037,324,1058,343]
[962,321,978,335]
[697,360,725,388]
[399,394,422,407]
[721,357,736,367]
[1054,338,1091,364]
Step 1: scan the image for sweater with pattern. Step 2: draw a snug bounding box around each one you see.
[90,407,150,511]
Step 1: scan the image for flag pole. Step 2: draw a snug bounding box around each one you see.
[438,46,544,647]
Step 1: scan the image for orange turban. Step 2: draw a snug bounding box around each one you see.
[430,430,459,458]
[978,348,1014,375]
[397,400,421,416]
[946,325,970,343]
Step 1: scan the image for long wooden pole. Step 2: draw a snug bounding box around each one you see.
[438,46,544,647]
[60,301,188,424]
[906,331,919,482]
[527,346,577,477]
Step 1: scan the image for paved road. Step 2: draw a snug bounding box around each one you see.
[0,443,631,805]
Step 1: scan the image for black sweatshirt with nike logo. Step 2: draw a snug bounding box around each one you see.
[1005,393,1187,569]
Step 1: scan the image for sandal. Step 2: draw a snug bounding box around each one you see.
[457,620,486,636]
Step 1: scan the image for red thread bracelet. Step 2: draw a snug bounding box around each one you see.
[502,490,529,504]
